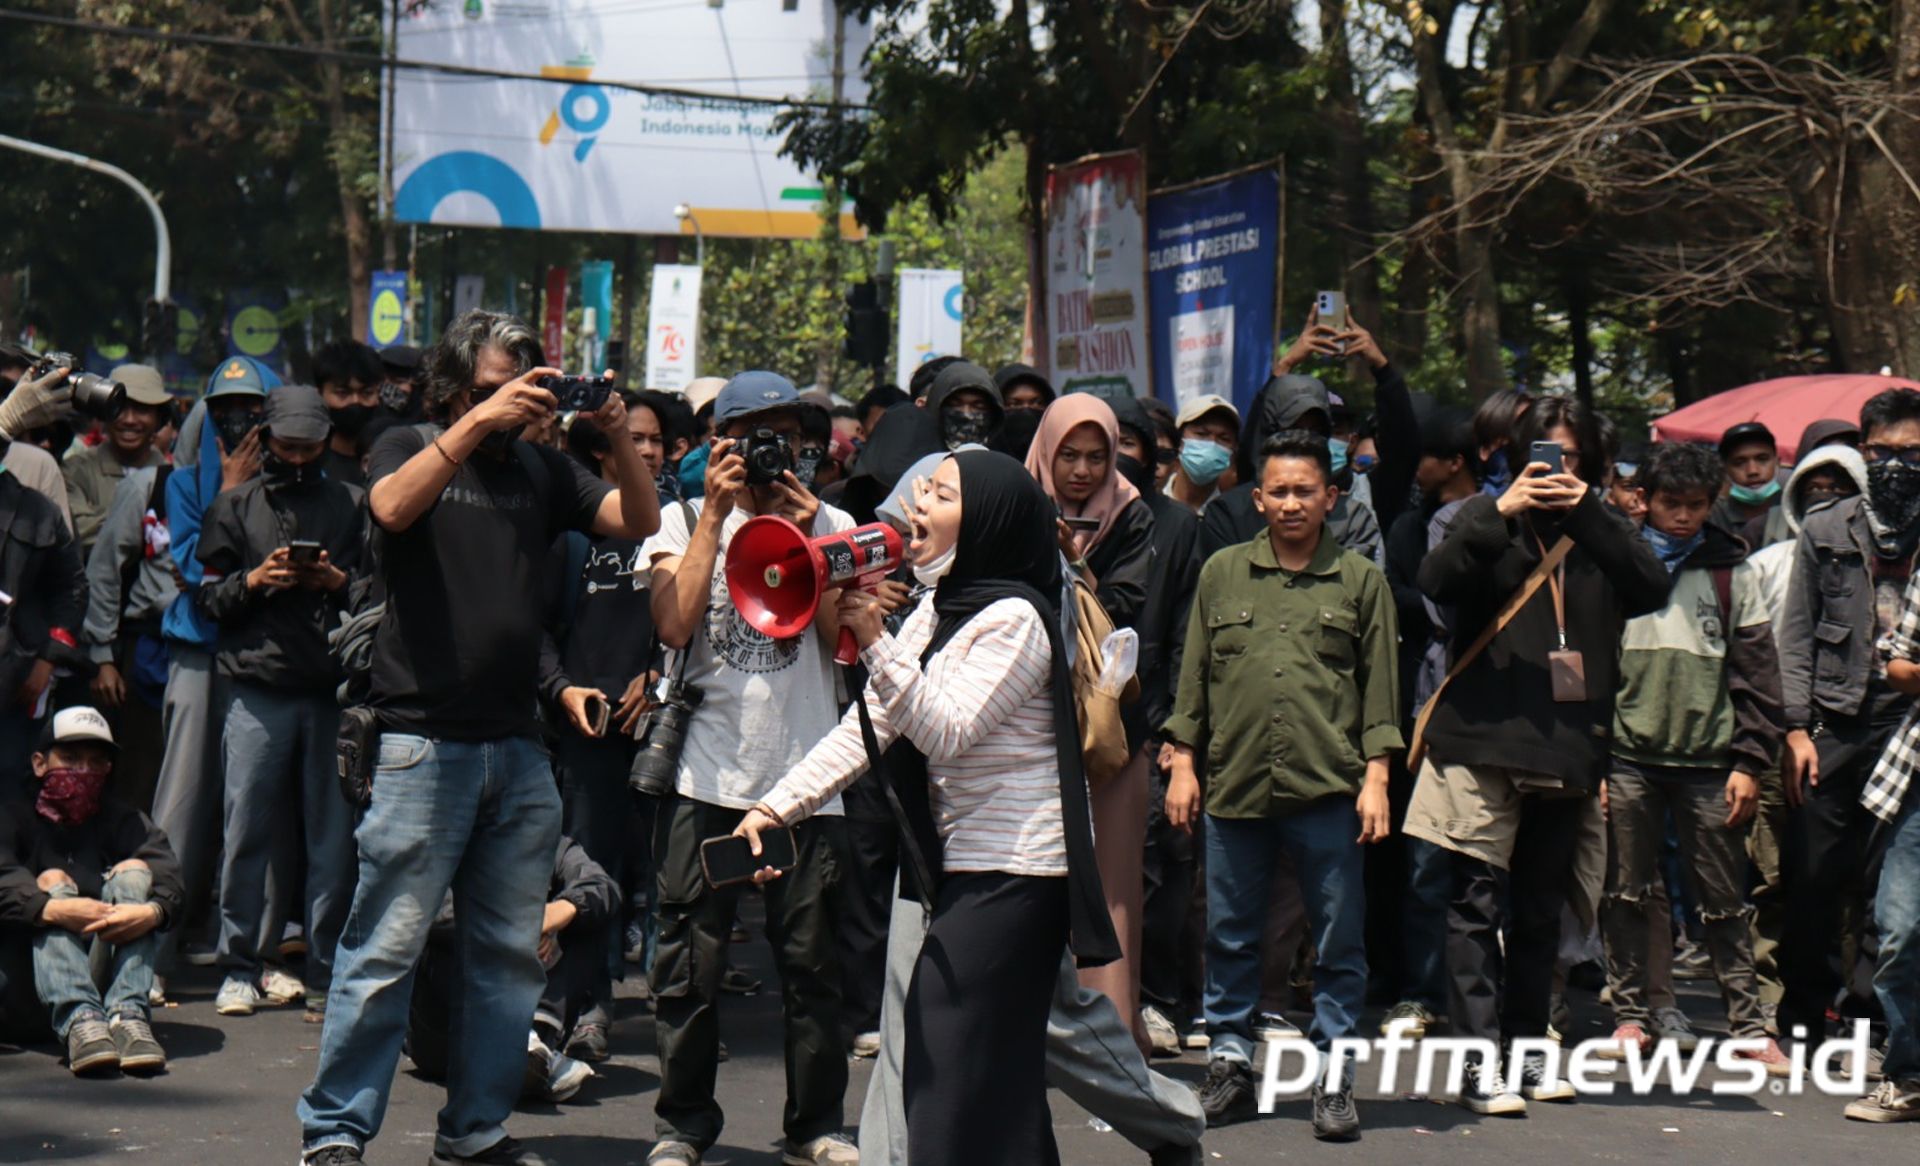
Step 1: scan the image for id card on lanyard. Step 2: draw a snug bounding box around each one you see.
[1535,530,1586,702]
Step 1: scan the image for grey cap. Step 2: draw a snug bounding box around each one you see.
[265,384,332,443]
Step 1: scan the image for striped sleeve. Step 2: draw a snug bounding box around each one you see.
[864,597,1052,764]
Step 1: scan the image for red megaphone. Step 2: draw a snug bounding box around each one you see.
[725,516,904,665]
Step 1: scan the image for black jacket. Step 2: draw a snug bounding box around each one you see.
[0,797,184,930]
[837,406,943,525]
[194,475,364,693]
[1416,491,1670,791]
[1384,502,1439,722]
[0,472,85,696]
[1086,496,1157,633]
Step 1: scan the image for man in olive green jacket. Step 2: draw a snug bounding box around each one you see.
[1164,430,1401,1142]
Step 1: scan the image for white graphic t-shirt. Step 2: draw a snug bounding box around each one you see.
[643,498,855,813]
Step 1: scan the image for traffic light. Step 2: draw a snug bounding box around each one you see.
[141,298,177,362]
[843,280,886,367]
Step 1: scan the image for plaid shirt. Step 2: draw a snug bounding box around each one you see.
[1865,571,1920,821]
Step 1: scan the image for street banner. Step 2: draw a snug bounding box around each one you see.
[1146,165,1282,417]
[579,260,615,374]
[226,290,285,368]
[646,264,702,391]
[388,0,865,239]
[369,271,410,349]
[1044,151,1150,399]
[544,266,569,365]
[894,269,963,389]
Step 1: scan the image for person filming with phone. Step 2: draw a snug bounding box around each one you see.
[640,371,860,1166]
[193,385,362,1024]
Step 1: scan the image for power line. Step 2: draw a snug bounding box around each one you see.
[0,8,863,114]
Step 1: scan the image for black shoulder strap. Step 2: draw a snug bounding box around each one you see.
[1712,565,1734,626]
[149,464,173,523]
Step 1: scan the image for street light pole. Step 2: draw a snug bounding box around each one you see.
[673,203,706,268]
[0,134,171,302]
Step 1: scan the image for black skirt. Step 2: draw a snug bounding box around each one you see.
[903,871,1070,1166]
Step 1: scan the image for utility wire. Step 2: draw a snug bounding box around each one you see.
[0,8,860,113]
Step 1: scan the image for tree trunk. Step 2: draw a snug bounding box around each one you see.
[316,38,371,341]
[1456,221,1505,393]
[1321,0,1382,335]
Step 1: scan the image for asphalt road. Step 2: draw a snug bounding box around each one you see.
[1,921,1909,1165]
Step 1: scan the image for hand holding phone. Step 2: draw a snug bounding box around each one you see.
[701,827,797,888]
[1526,441,1565,476]
[288,539,324,566]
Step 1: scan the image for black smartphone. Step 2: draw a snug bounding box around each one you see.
[1062,515,1104,532]
[536,373,614,414]
[584,693,611,737]
[1527,441,1565,475]
[700,827,797,888]
[287,539,324,566]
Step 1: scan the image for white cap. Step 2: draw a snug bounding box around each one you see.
[684,376,727,414]
[43,706,117,752]
[1176,394,1240,429]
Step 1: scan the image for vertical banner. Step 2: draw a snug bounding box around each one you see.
[894,268,964,389]
[579,260,615,374]
[1044,151,1150,399]
[645,263,703,391]
[543,265,569,365]
[1147,165,1282,417]
[452,273,486,319]
[226,289,286,369]
[369,271,410,350]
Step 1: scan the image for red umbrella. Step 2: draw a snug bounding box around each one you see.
[1652,374,1920,463]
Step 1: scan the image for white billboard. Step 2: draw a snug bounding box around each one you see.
[388,1,865,239]
[894,269,964,389]
[646,264,702,390]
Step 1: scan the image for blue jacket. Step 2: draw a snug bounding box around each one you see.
[161,357,283,648]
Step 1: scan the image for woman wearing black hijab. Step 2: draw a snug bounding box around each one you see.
[738,449,1117,1166]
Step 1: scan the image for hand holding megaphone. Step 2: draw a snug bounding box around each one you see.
[725,516,904,665]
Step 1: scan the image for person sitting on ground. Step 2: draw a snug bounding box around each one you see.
[406,833,618,1105]
[0,707,183,1075]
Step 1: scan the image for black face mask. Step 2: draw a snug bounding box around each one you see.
[215,410,262,453]
[1116,452,1153,495]
[1867,460,1920,549]
[261,449,323,491]
[330,403,374,437]
[793,445,826,490]
[941,409,994,451]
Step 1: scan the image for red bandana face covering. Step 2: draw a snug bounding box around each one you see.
[36,767,108,826]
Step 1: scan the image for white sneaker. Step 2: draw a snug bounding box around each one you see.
[1184,1018,1211,1050]
[1256,1011,1302,1042]
[260,967,307,1005]
[215,976,262,1016]
[546,1051,594,1102]
[1844,1078,1920,1122]
[1141,1005,1180,1056]
[850,1031,881,1059]
[1460,1062,1527,1116]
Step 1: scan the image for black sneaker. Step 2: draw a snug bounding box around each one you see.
[1459,1057,1526,1116]
[720,966,761,996]
[429,1136,553,1166]
[1195,1057,1257,1127]
[1311,1081,1361,1141]
[306,1148,364,1166]
[568,1020,610,1063]
[109,1012,166,1074]
[66,1014,118,1075]
[1518,1052,1575,1102]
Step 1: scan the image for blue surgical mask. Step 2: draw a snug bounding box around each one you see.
[1729,479,1782,506]
[1328,437,1350,475]
[1178,438,1232,486]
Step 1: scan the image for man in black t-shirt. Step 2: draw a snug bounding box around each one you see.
[296,310,659,1166]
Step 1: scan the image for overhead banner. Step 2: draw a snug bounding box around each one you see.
[1044,151,1150,399]
[894,269,964,389]
[369,271,409,349]
[646,264,702,391]
[387,0,865,239]
[1146,165,1282,416]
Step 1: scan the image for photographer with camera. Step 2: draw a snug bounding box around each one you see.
[0,345,80,529]
[63,364,172,558]
[641,371,859,1166]
[297,310,659,1166]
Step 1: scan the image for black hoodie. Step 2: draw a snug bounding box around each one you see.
[835,405,944,525]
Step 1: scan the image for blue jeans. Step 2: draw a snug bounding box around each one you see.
[34,867,158,1037]
[1203,798,1368,1067]
[1400,838,1450,1010]
[217,683,353,984]
[1876,791,1920,1082]
[297,734,561,1159]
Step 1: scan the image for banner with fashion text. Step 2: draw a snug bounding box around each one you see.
[1044,151,1151,399]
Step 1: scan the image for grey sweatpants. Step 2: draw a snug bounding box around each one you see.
[858,880,1204,1164]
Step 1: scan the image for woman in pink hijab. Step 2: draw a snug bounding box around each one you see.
[1024,392,1159,1054]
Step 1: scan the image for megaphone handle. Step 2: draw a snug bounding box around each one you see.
[835,626,859,667]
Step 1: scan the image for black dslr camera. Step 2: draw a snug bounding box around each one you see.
[534,372,614,414]
[739,427,794,486]
[28,353,126,422]
[628,674,706,798]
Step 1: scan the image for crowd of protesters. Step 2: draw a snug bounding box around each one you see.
[0,301,1916,1166]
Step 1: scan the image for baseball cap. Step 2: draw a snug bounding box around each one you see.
[683,376,727,415]
[39,706,118,754]
[265,384,332,442]
[1718,421,1776,458]
[1177,394,1240,429]
[110,363,172,407]
[715,371,801,423]
[206,357,272,400]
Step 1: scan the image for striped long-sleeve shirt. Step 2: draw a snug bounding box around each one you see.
[759,594,1069,876]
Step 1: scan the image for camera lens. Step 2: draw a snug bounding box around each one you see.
[68,372,127,422]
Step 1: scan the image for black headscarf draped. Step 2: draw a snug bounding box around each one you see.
[839,405,944,524]
[899,450,1118,967]
[991,407,1044,462]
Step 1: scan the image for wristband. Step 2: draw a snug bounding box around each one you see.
[432,436,460,467]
